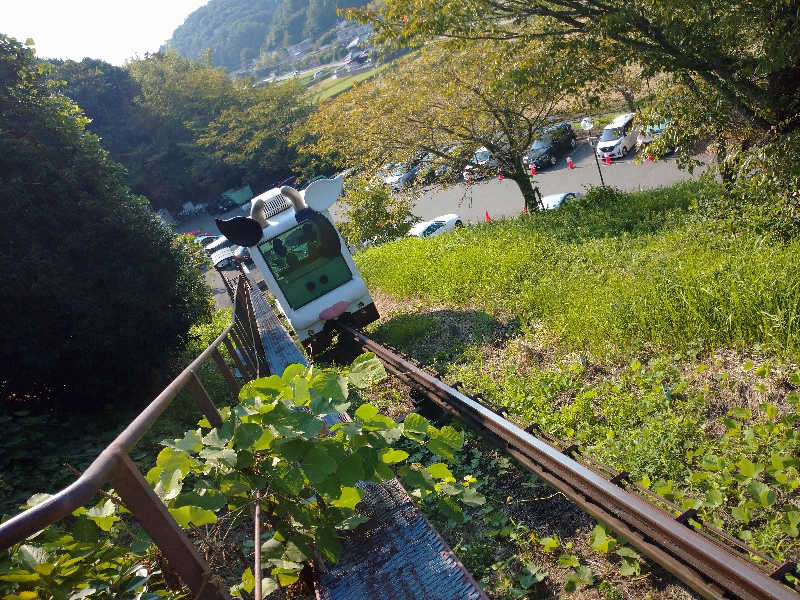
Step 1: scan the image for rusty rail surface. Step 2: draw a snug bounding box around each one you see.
[0,275,268,600]
[332,321,800,600]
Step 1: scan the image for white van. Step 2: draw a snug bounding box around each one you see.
[595,113,637,159]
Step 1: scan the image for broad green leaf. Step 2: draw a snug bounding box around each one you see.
[167,429,203,454]
[403,413,430,442]
[200,447,238,469]
[169,505,217,528]
[615,546,641,560]
[337,514,370,530]
[202,427,232,449]
[310,372,349,413]
[731,504,751,524]
[461,486,486,507]
[234,423,264,450]
[317,525,342,563]
[268,558,303,571]
[332,486,362,510]
[379,448,409,464]
[156,447,193,473]
[285,537,312,562]
[301,446,338,483]
[86,499,119,531]
[700,454,723,471]
[271,461,305,496]
[426,425,463,460]
[23,493,52,509]
[282,364,307,383]
[589,524,617,553]
[274,411,323,439]
[437,496,465,525]
[564,565,593,592]
[252,428,275,451]
[705,488,724,508]
[261,577,279,598]
[399,465,436,498]
[337,453,366,486]
[558,553,579,568]
[272,567,300,587]
[239,567,255,594]
[426,463,455,481]
[354,403,378,423]
[747,480,776,507]
[540,536,559,552]
[291,376,311,406]
[738,458,763,479]
[152,467,184,501]
[348,353,387,388]
[173,490,228,511]
[240,376,288,402]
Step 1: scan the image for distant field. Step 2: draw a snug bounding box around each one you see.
[310,63,393,101]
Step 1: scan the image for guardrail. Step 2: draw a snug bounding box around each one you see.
[0,275,267,600]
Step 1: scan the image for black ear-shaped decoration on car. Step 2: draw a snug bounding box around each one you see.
[215,216,264,247]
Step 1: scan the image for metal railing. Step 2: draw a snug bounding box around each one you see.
[0,275,267,600]
[333,321,800,600]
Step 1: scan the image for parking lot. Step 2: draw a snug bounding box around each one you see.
[178,143,710,308]
[397,142,710,224]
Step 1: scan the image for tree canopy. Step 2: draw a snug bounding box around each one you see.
[352,0,800,137]
[167,0,369,72]
[302,41,570,208]
[49,52,314,212]
[0,36,213,410]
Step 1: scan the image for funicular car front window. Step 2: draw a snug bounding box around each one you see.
[600,127,624,142]
[257,219,352,310]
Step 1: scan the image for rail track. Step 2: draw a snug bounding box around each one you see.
[331,320,800,600]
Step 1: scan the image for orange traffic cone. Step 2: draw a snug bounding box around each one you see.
[648,154,654,162]
[530,165,536,176]
[604,155,612,165]
[485,210,491,222]
[499,173,504,180]
[467,178,473,185]
[567,156,574,169]
[522,205,527,215]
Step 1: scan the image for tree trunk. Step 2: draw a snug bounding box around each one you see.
[510,158,542,212]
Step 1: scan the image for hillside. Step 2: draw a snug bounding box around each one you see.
[166,0,370,73]
[353,182,800,597]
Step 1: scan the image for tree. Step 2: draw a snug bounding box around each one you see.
[351,0,800,138]
[302,41,570,210]
[0,36,213,410]
[336,176,417,247]
[197,79,314,191]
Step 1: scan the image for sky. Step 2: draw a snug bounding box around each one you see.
[3,1,210,66]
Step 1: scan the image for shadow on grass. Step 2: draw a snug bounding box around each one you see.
[370,309,520,370]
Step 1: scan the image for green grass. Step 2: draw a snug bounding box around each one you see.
[356,182,800,361]
[354,182,800,585]
[311,62,393,101]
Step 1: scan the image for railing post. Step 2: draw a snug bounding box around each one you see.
[212,347,241,395]
[110,454,231,600]
[223,336,251,381]
[188,370,223,428]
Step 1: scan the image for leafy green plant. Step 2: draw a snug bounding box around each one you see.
[3,354,482,599]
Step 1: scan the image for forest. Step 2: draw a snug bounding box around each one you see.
[167,0,369,72]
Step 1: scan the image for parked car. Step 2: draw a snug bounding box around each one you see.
[204,235,233,257]
[523,122,577,169]
[379,162,419,190]
[194,234,219,247]
[233,245,254,266]
[463,147,498,181]
[407,214,464,238]
[637,118,674,154]
[595,113,637,159]
[208,196,238,215]
[540,192,581,210]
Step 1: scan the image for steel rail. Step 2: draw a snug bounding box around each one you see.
[333,321,799,600]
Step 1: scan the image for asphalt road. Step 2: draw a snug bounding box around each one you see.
[179,143,709,308]
[360,142,709,225]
